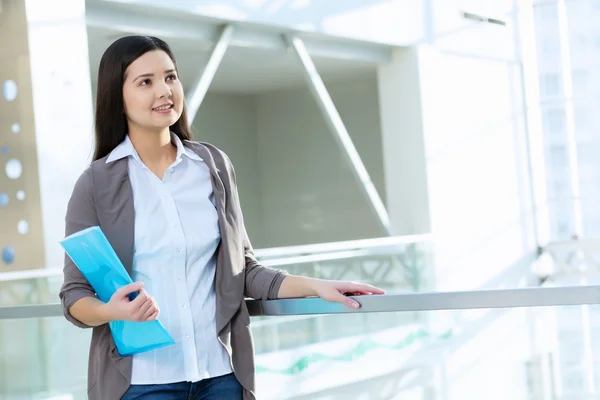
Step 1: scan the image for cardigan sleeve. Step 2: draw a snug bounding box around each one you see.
[241,221,289,300]
[222,153,289,300]
[58,168,100,328]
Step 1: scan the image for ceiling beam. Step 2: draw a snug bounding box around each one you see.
[85,0,393,64]
[287,34,393,236]
[186,24,234,123]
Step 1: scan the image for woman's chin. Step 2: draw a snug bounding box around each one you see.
[151,118,179,130]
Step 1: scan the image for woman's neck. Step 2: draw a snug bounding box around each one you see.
[128,126,176,166]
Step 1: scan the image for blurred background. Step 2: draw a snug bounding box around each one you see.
[2,0,600,399]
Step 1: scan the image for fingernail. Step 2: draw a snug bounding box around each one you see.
[352,301,359,308]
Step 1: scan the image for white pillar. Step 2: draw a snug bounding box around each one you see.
[25,0,95,270]
[556,0,583,237]
[377,48,432,236]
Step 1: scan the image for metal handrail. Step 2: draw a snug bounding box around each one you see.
[1,285,599,320]
[0,234,432,282]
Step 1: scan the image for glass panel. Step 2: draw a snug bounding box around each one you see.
[541,105,567,141]
[547,195,576,240]
[534,3,562,100]
[573,100,592,136]
[539,72,563,98]
[263,240,434,293]
[0,273,63,307]
[252,240,434,352]
[254,305,596,399]
[0,316,90,399]
[3,303,596,399]
[567,1,591,90]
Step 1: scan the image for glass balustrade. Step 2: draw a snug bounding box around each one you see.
[1,285,598,399]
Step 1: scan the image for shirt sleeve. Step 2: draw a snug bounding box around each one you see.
[59,168,100,328]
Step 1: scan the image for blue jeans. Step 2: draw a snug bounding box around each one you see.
[121,373,242,400]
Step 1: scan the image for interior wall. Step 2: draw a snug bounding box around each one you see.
[191,92,264,246]
[255,74,386,247]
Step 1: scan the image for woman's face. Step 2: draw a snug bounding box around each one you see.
[122,50,184,133]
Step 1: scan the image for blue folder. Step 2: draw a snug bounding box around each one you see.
[60,226,175,356]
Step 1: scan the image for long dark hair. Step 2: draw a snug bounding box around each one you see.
[93,36,193,162]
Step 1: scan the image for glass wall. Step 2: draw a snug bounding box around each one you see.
[533,0,600,240]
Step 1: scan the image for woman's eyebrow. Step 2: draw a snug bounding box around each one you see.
[133,69,176,82]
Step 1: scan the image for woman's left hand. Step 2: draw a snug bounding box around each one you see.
[312,280,386,309]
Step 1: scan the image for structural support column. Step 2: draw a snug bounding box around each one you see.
[286,35,393,236]
[186,24,234,123]
[556,0,583,238]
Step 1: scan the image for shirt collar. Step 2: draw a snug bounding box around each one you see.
[105,135,137,164]
[174,133,202,162]
[105,132,202,164]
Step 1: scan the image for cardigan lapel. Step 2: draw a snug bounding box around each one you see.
[92,158,135,278]
[186,142,243,334]
[189,143,226,212]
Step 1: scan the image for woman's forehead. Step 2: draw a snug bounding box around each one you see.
[126,50,175,77]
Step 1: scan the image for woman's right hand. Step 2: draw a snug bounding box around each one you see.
[103,282,160,322]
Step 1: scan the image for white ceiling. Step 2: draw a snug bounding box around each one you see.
[87,26,379,94]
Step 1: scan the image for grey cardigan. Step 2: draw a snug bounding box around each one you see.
[59,140,288,400]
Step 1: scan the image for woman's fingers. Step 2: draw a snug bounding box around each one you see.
[142,301,159,321]
[146,308,160,321]
[130,288,149,308]
[134,295,155,321]
[347,283,386,295]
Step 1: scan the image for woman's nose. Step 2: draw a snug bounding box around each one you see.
[158,83,172,98]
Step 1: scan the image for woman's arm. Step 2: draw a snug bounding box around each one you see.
[69,297,113,327]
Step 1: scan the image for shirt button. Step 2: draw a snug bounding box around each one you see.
[182,304,187,309]
[186,335,190,339]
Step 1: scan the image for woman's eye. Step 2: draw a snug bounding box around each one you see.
[167,74,177,81]
[140,79,150,86]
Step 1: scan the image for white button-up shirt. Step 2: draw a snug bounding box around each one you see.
[106,134,232,384]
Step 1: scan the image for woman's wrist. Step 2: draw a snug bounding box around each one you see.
[278,275,320,298]
[98,301,115,323]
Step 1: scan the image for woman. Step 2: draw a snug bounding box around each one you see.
[59,35,385,400]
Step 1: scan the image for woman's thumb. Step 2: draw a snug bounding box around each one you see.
[337,293,360,309]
